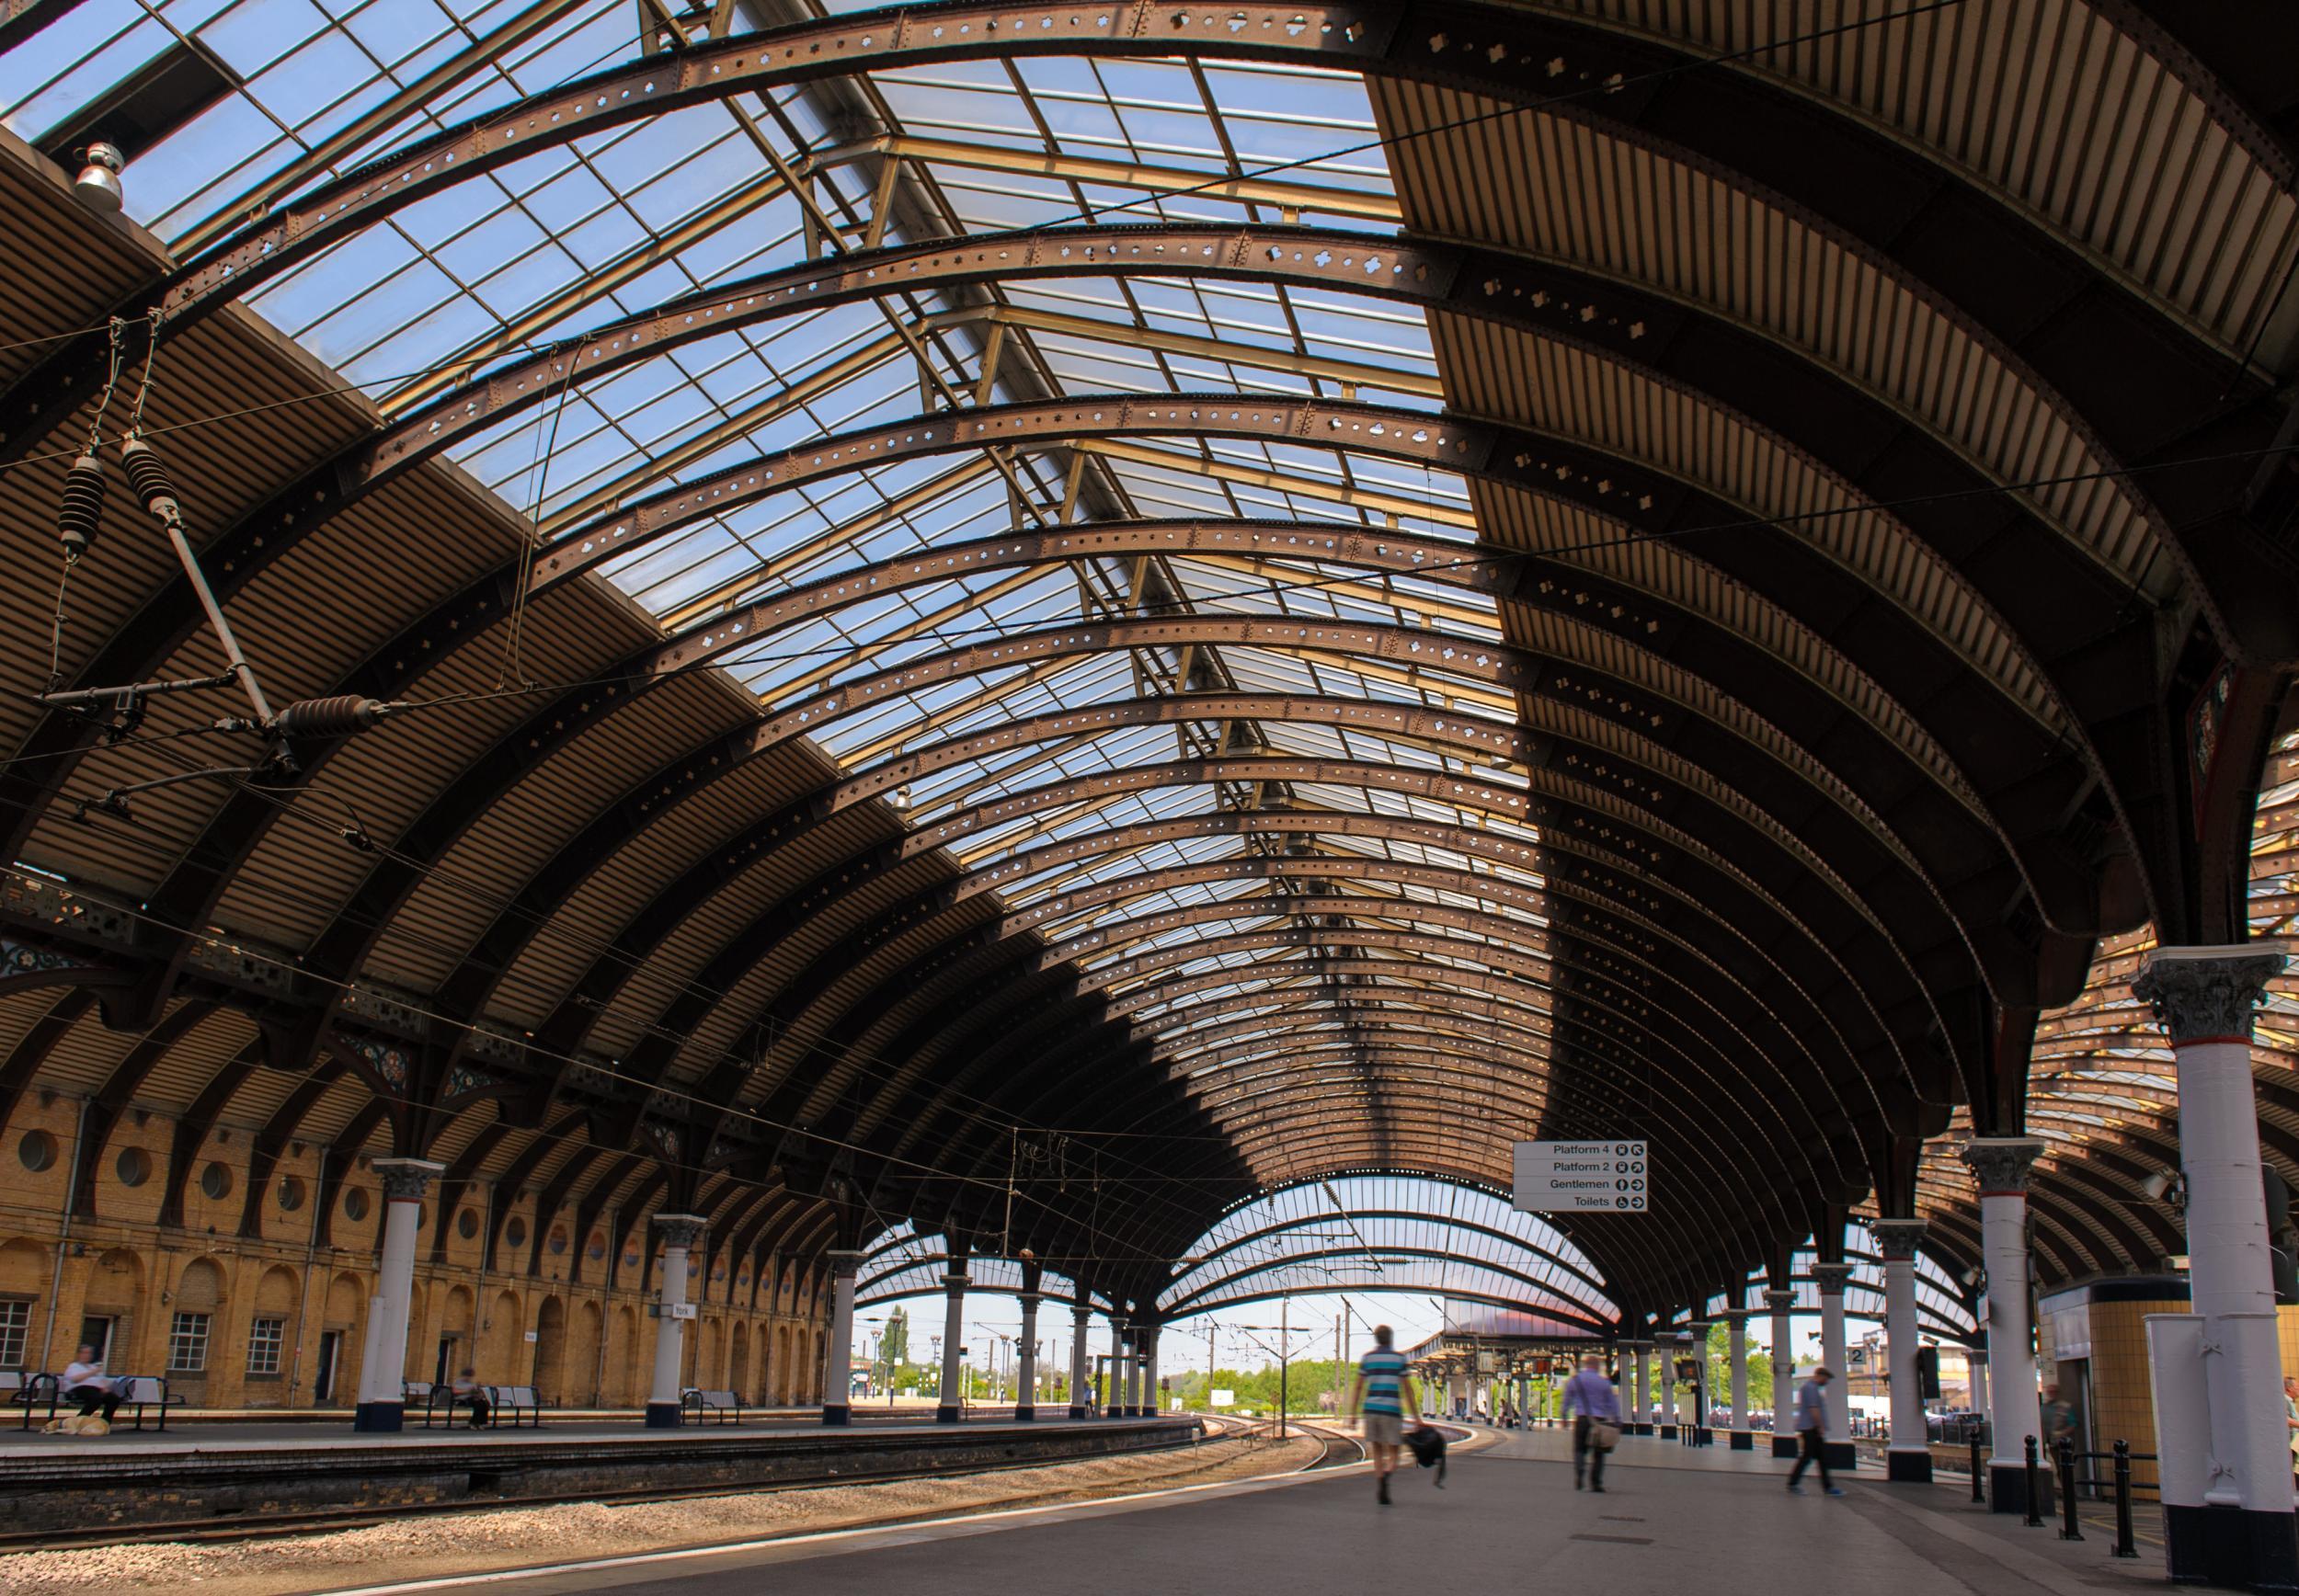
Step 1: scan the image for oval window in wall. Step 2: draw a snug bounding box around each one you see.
[456,1208,479,1240]
[199,1161,232,1201]
[17,1130,56,1173]
[586,1233,605,1260]
[548,1227,568,1256]
[343,1188,371,1223]
[505,1216,527,1249]
[115,1146,150,1187]
[276,1176,304,1211]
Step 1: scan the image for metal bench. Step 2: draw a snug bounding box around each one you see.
[112,1374,185,1431]
[486,1384,543,1429]
[404,1379,467,1429]
[681,1387,743,1425]
[6,1372,60,1431]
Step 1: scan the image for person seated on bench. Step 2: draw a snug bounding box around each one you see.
[63,1346,121,1425]
[449,1367,492,1430]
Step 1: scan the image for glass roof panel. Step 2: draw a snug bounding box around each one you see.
[7,1,1561,1216]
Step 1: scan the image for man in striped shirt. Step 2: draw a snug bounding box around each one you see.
[1347,1324,1423,1504]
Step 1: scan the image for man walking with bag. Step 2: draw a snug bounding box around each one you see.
[1562,1351,1622,1491]
[1786,1365,1846,1496]
[1347,1324,1422,1506]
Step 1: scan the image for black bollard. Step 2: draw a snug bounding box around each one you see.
[2057,1439,2083,1541]
[2023,1434,2043,1526]
[2111,1441,2138,1559]
[1970,1428,1984,1504]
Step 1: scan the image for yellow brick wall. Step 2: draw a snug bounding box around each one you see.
[0,1091,831,1408]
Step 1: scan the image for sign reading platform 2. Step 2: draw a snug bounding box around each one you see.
[1512,1140,1649,1213]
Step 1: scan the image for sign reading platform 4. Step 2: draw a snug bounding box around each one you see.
[1512,1140,1650,1213]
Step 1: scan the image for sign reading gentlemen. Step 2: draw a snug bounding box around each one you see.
[1513,1140,1649,1212]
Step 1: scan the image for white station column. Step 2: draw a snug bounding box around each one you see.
[1140,1326,1161,1416]
[1963,1137,2045,1513]
[1106,1315,1127,1416]
[1969,1349,1989,1425]
[1013,1289,1041,1421]
[353,1157,444,1431]
[1629,1340,1650,1433]
[1723,1309,1752,1448]
[820,1248,861,1426]
[1656,1334,1677,1437]
[646,1213,707,1428]
[1068,1304,1092,1419]
[1873,1219,1932,1482]
[935,1250,969,1424]
[1812,1262,1853,1469]
[1765,1286,1798,1457]
[2135,946,2297,1588]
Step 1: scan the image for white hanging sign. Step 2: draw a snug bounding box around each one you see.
[1512,1140,1649,1213]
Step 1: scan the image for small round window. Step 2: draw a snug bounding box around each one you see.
[342,1188,370,1223]
[505,1216,527,1248]
[276,1176,304,1211]
[456,1208,478,1240]
[115,1146,150,1187]
[17,1131,56,1173]
[587,1234,605,1260]
[548,1227,568,1256]
[199,1161,232,1201]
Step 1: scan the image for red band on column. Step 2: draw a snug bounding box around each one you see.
[2167,1035,2252,1049]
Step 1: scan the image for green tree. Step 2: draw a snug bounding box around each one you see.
[1705,1321,1776,1412]
[881,1305,909,1368]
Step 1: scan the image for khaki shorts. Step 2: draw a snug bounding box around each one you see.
[1364,1413,1403,1446]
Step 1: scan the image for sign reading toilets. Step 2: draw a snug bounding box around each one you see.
[1511,1140,1649,1212]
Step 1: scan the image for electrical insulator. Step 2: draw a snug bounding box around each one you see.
[56,451,105,561]
[272,696,389,739]
[119,436,181,522]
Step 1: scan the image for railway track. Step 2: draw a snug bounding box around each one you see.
[0,1419,1329,1555]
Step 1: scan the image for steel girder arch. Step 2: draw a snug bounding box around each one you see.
[557,690,1548,1108]
[29,167,2130,1033]
[864,850,1848,1186]
[745,735,1913,1163]
[28,0,2280,654]
[955,951,1808,1276]
[1016,993,1821,1305]
[4,16,2281,961]
[759,830,1871,1206]
[859,805,1893,1215]
[1162,1192,1612,1319]
[64,206,2103,959]
[659,662,1941,1112]
[498,390,2100,991]
[49,380,2102,1062]
[648,601,2035,998]
[1161,1243,1612,1336]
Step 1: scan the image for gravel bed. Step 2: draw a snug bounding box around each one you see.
[0,1433,1321,1595]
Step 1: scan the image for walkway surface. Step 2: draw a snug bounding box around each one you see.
[310,1424,2168,1596]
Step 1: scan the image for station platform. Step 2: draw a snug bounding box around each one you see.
[0,1413,1199,1537]
[331,1425,2158,1596]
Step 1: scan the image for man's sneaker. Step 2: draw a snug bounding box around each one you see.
[1378,1477,1391,1505]
[1591,1484,1607,1493]
[1787,1485,1805,1495]
[1824,1488,1847,1498]
[1573,1476,1584,1490]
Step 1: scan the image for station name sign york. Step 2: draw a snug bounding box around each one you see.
[1511,1140,1649,1213]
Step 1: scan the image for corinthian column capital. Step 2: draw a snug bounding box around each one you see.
[1962,1137,2043,1196]
[2133,944,2286,1045]
[651,1212,707,1249]
[1870,1218,1927,1261]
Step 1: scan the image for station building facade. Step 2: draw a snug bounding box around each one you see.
[1,1087,830,1408]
